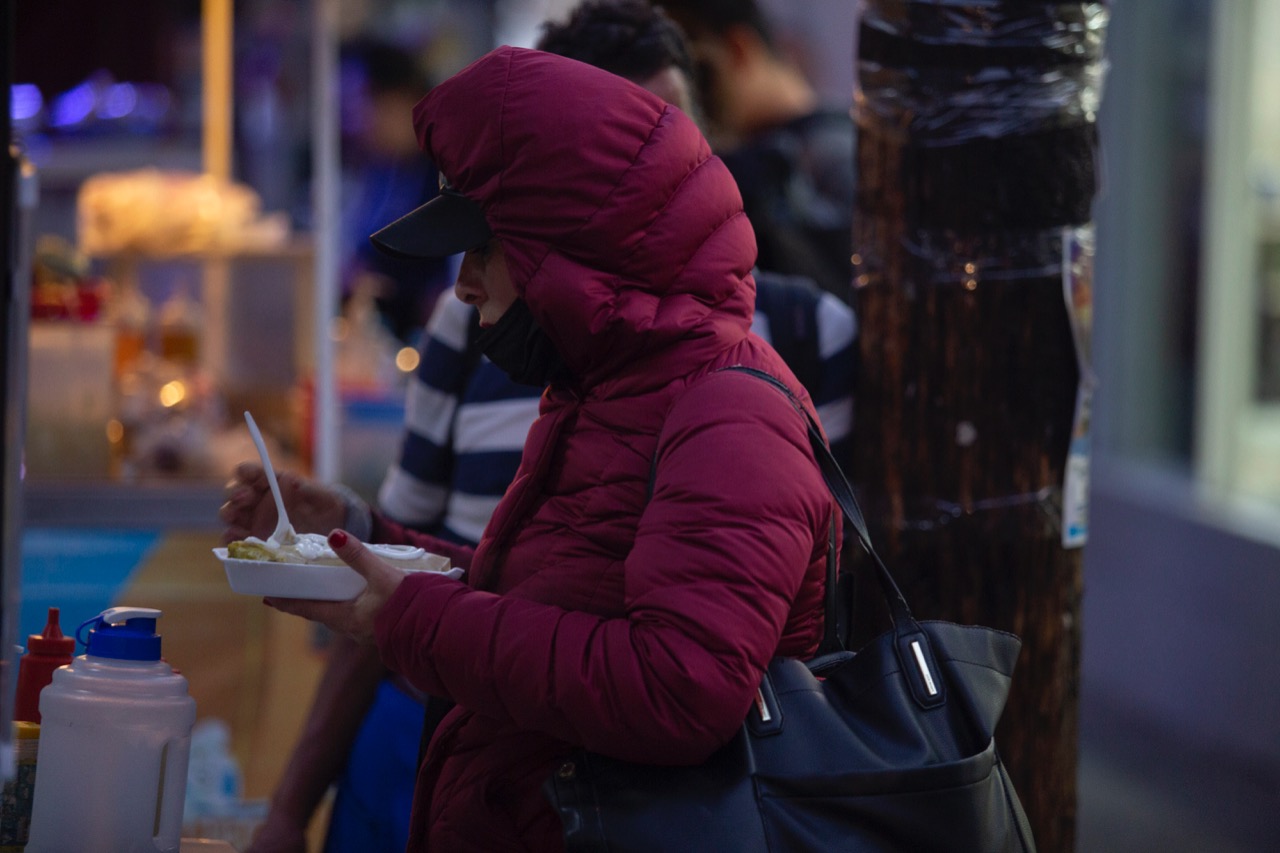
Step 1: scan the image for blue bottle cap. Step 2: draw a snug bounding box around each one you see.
[76,607,163,661]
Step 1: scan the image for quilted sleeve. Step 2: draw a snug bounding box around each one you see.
[375,371,830,764]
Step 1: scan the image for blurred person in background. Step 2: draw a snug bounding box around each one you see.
[536,0,701,121]
[231,45,468,853]
[232,5,854,851]
[339,37,456,345]
[658,0,856,302]
[539,0,856,466]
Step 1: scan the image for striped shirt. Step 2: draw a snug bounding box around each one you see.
[377,278,857,538]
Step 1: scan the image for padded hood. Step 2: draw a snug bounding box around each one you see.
[411,46,758,388]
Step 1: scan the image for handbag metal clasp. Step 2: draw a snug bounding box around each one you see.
[748,670,784,736]
[755,688,772,723]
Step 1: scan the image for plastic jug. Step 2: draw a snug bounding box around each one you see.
[26,607,198,853]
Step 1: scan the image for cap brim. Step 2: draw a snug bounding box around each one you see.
[369,190,492,259]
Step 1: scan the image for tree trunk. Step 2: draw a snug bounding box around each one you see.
[850,4,1109,851]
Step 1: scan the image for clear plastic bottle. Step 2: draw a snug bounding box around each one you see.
[26,607,197,853]
[183,718,244,821]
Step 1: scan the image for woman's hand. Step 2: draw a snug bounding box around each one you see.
[218,462,347,543]
[264,530,406,644]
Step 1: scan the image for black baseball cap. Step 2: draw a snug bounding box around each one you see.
[369,175,492,259]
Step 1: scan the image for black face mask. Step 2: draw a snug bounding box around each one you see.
[474,298,570,387]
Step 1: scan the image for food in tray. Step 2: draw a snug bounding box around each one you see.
[226,533,449,572]
[214,542,458,600]
[214,538,458,599]
[226,539,290,562]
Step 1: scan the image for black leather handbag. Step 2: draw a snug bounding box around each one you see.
[544,367,1037,853]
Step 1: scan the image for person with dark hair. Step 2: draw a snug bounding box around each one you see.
[226,44,836,852]
[537,0,856,473]
[233,40,462,853]
[657,0,856,302]
[339,37,454,344]
[536,0,699,121]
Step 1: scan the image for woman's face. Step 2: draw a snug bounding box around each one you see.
[455,238,518,327]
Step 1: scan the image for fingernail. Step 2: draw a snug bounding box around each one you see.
[328,530,348,548]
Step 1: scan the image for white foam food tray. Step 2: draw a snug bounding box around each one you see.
[213,548,456,600]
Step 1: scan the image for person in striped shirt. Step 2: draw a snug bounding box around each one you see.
[378,270,856,539]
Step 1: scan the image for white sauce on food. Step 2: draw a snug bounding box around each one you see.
[244,535,427,563]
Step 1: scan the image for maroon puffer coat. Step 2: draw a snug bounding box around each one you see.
[370,47,835,852]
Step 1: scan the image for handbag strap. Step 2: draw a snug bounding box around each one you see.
[717,367,917,639]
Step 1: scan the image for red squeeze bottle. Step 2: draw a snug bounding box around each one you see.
[14,607,77,723]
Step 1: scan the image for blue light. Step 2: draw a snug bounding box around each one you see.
[50,82,98,128]
[99,83,138,120]
[10,84,43,122]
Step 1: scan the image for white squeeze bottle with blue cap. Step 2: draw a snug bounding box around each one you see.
[26,606,198,853]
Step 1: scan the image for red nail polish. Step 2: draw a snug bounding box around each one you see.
[328,530,348,548]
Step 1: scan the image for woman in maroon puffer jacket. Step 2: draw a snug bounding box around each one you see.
[263,46,835,852]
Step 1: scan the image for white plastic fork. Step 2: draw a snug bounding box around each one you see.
[244,411,296,548]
